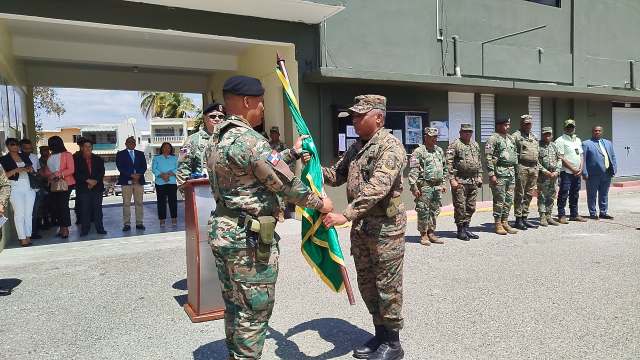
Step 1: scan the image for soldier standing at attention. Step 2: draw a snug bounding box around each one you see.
[446,123,483,241]
[537,127,562,226]
[268,126,286,152]
[409,127,447,246]
[485,117,519,235]
[176,103,226,186]
[205,75,333,360]
[312,95,407,360]
[513,114,540,230]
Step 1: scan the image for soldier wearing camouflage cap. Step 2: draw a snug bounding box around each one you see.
[512,114,541,230]
[537,126,562,226]
[485,117,519,235]
[446,123,483,240]
[409,126,447,246]
[268,126,286,152]
[311,94,407,360]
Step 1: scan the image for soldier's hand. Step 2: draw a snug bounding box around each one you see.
[323,212,348,228]
[0,204,4,216]
[490,175,498,186]
[301,152,312,165]
[551,172,559,179]
[450,179,459,189]
[412,190,421,198]
[441,186,447,194]
[319,197,334,213]
[293,135,310,153]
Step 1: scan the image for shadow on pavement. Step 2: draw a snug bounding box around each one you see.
[0,278,22,294]
[173,278,188,291]
[193,318,369,360]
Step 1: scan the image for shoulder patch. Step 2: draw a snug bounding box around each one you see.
[267,150,282,165]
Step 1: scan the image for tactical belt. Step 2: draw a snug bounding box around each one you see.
[213,201,261,232]
[518,159,538,167]
[419,179,444,186]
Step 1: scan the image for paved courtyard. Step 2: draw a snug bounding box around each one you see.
[1,189,639,359]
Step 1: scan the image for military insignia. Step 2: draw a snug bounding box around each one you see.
[267,151,281,165]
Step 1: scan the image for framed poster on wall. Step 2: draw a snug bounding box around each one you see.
[7,85,16,129]
[404,115,423,145]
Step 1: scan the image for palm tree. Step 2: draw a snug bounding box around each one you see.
[139,92,197,118]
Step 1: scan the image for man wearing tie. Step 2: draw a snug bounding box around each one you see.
[116,136,148,231]
[582,126,617,220]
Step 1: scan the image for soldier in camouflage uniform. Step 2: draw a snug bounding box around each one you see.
[537,127,562,226]
[204,76,333,360]
[485,117,518,236]
[0,166,12,295]
[268,126,286,152]
[313,95,406,360]
[512,114,540,230]
[176,103,226,187]
[446,123,483,241]
[408,127,446,246]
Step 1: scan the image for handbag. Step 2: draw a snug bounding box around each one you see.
[50,177,69,192]
[28,173,40,190]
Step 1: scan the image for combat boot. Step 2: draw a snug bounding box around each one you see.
[495,220,507,235]
[353,325,386,359]
[368,330,404,360]
[558,216,569,224]
[419,232,431,246]
[514,217,527,230]
[428,230,444,244]
[502,220,518,234]
[464,222,479,239]
[548,215,560,226]
[522,217,538,229]
[456,224,469,241]
[539,214,548,227]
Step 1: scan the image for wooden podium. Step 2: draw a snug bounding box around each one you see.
[183,178,225,322]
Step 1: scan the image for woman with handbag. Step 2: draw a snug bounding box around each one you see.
[42,136,75,239]
[0,138,38,246]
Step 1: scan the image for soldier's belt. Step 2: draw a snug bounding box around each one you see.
[518,159,538,167]
[419,179,444,186]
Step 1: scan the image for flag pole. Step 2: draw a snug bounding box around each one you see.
[277,52,355,305]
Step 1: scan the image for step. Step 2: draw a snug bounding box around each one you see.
[612,180,640,188]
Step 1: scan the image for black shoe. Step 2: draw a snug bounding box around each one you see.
[97,230,107,235]
[589,215,599,220]
[456,224,469,241]
[353,325,385,359]
[368,330,404,360]
[79,232,89,237]
[522,218,538,229]
[0,288,11,296]
[122,225,131,231]
[464,222,479,239]
[136,224,146,230]
[31,234,42,240]
[515,217,527,230]
[599,214,614,220]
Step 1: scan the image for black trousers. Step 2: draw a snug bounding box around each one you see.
[49,188,72,227]
[78,190,104,234]
[156,184,177,220]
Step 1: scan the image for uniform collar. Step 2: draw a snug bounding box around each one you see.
[357,127,386,155]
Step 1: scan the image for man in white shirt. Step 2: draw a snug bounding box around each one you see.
[554,119,587,223]
[20,139,43,239]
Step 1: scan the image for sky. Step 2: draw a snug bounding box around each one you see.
[39,88,203,131]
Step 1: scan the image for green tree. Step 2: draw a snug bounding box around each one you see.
[139,91,197,119]
[33,87,66,140]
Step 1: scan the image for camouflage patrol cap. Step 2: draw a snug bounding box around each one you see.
[564,119,576,128]
[542,126,553,134]
[520,114,533,124]
[496,117,510,124]
[348,95,387,114]
[270,126,280,134]
[460,123,473,131]
[424,127,439,136]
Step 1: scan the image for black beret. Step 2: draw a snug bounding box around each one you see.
[203,102,225,115]
[495,117,511,124]
[222,76,265,96]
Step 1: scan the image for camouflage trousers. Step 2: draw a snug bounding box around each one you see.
[451,182,479,225]
[490,175,515,220]
[350,222,405,331]
[514,164,539,217]
[415,185,442,233]
[212,245,279,360]
[537,176,558,216]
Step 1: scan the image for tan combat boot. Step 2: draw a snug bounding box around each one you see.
[420,232,431,246]
[502,220,518,234]
[539,214,548,227]
[428,230,444,244]
[547,215,560,226]
[495,220,507,235]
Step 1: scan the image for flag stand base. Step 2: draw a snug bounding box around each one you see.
[184,304,225,323]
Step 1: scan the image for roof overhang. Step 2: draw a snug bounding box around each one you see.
[123,0,344,24]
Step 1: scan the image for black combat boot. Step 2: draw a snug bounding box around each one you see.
[368,329,404,360]
[464,222,479,239]
[522,217,538,229]
[353,325,386,359]
[514,217,527,230]
[456,224,469,241]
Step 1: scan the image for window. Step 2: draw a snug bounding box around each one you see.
[72,135,82,143]
[528,96,542,137]
[525,0,560,7]
[480,94,495,142]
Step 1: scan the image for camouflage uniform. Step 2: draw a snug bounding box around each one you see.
[205,115,323,359]
[446,128,483,227]
[485,129,518,222]
[537,127,562,220]
[176,128,211,186]
[0,167,11,253]
[408,128,446,236]
[512,115,540,221]
[322,96,406,334]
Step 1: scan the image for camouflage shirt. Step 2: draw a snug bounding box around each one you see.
[204,116,322,248]
[446,139,483,184]
[0,167,11,253]
[538,141,562,175]
[485,133,517,178]
[269,141,286,152]
[176,128,211,186]
[323,128,407,235]
[408,144,446,192]
[513,130,540,166]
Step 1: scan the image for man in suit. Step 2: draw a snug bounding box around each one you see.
[75,138,107,236]
[116,136,147,231]
[582,126,617,220]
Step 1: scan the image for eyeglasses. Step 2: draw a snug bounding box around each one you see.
[207,114,225,120]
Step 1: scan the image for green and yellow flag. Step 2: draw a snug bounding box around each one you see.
[275,61,348,294]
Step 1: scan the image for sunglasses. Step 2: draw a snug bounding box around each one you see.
[208,114,225,120]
